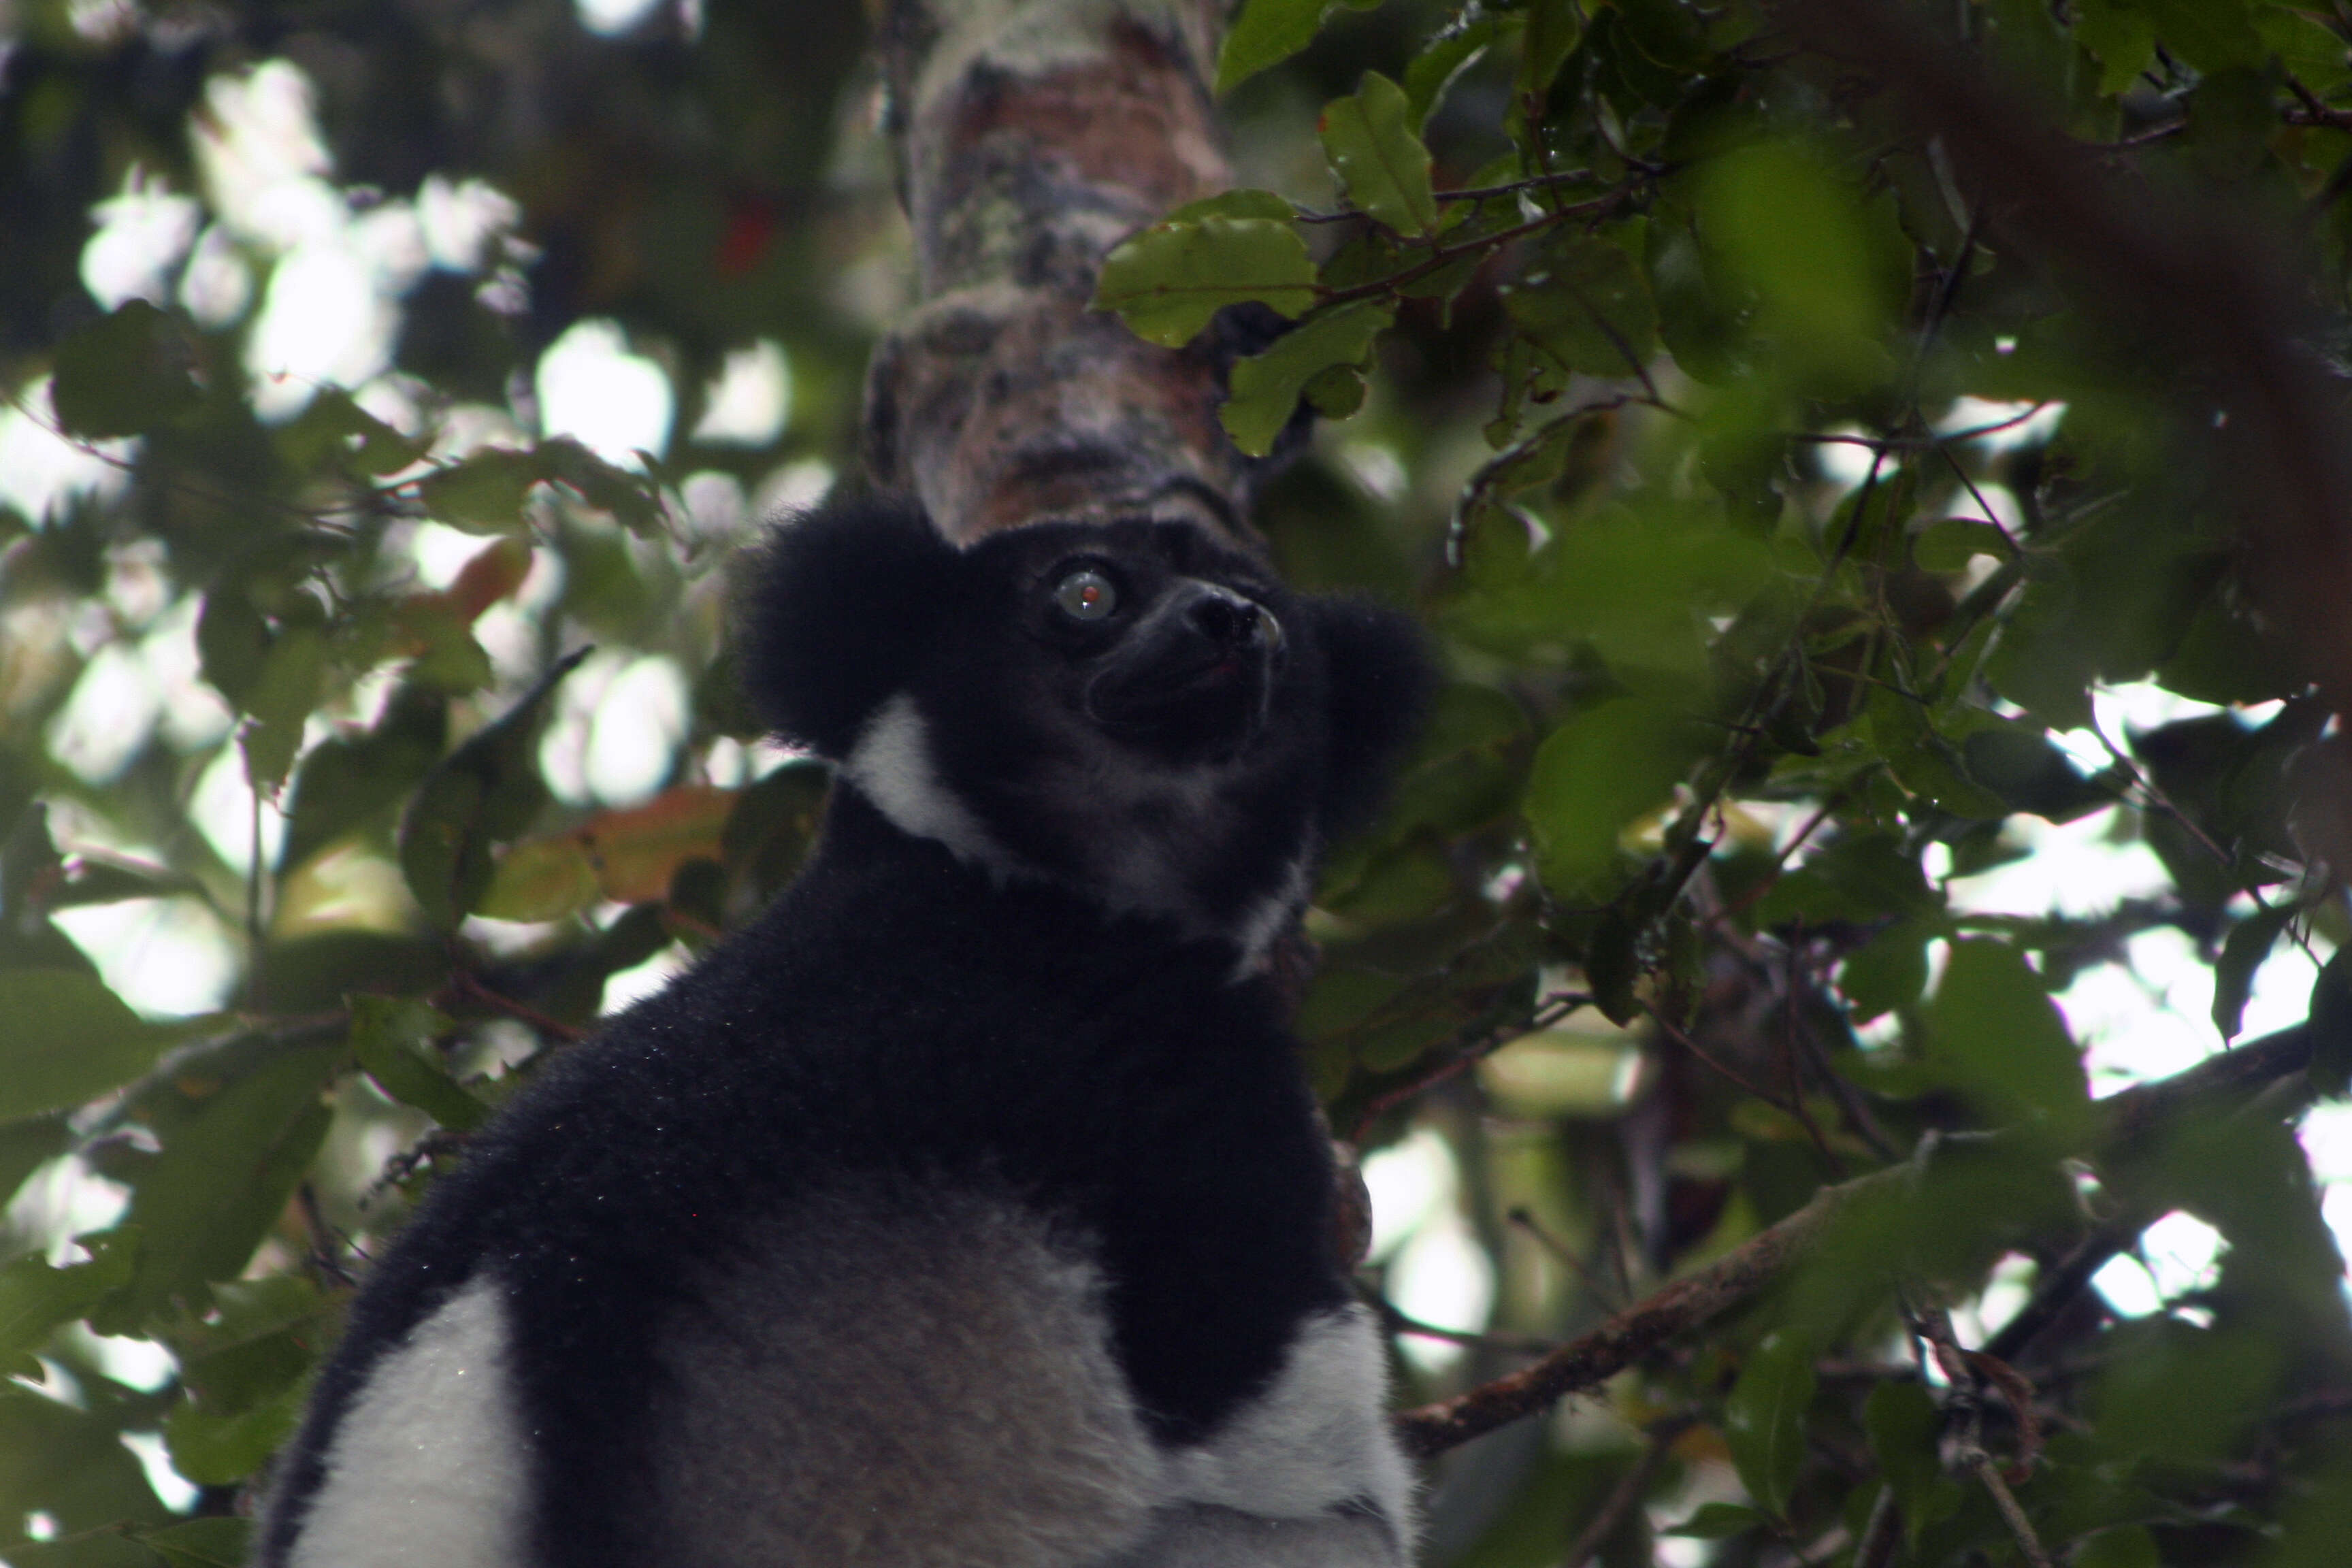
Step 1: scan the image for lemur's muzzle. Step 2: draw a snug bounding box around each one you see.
[1084,581,1284,755]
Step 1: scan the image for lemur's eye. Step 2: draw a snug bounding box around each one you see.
[1053,568,1118,621]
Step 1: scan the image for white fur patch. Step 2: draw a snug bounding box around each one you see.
[289,1276,529,1568]
[1228,850,1315,979]
[1168,1305,1414,1539]
[843,693,1023,877]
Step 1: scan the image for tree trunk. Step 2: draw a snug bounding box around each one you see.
[866,0,1255,548]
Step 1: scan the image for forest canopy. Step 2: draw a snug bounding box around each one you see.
[2,1,2352,1565]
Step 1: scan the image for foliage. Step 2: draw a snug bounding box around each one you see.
[0,0,2349,1565]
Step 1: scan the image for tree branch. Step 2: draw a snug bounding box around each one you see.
[1394,1024,2319,1456]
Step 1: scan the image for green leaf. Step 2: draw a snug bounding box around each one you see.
[1320,74,1439,236]
[2074,0,2156,95]
[1724,1330,1815,1517]
[1222,300,1394,456]
[1912,518,2012,572]
[2134,0,2262,72]
[50,300,201,438]
[2308,948,2352,1098]
[108,1043,341,1325]
[1697,143,1899,388]
[540,437,666,538]
[348,995,490,1132]
[1524,698,1707,900]
[137,1519,253,1568]
[0,1230,137,1378]
[2212,904,2291,1041]
[1158,189,1297,225]
[239,627,329,793]
[1094,217,1318,347]
[1217,0,1339,92]
[0,1115,73,1213]
[1839,921,1931,1022]
[195,589,271,712]
[1664,1501,1767,1538]
[0,970,178,1122]
[416,448,541,534]
[1401,18,1494,130]
[280,684,449,870]
[1923,938,2090,1136]
[399,648,587,928]
[274,390,431,479]
[1502,233,1659,376]
[163,1374,310,1486]
[2074,1524,2161,1568]
[478,836,602,923]
[1864,1379,1942,1544]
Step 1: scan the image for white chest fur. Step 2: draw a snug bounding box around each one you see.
[287,1275,528,1568]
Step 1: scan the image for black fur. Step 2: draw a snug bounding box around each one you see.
[261,500,1431,1568]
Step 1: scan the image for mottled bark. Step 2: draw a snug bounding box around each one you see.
[867,0,1254,546]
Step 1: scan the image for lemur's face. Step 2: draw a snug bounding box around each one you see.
[738,502,1428,953]
[1009,521,1292,768]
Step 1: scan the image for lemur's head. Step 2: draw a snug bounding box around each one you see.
[738,498,1429,956]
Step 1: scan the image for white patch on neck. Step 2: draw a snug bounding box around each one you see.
[843,693,1022,878]
[1227,849,1315,979]
[287,1275,528,1568]
[1164,1304,1416,1548]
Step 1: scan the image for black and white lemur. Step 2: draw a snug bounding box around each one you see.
[255,498,1433,1567]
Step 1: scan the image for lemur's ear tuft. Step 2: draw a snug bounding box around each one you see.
[735,498,962,759]
[1310,598,1436,839]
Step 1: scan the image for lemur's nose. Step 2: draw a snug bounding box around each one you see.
[1188,590,1273,649]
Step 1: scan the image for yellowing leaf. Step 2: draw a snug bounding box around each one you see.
[573,785,739,903]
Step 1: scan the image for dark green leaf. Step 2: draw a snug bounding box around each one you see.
[137,1519,253,1568]
[238,627,329,792]
[2212,904,2291,1042]
[163,1375,308,1486]
[540,437,666,538]
[0,970,179,1122]
[1503,233,1658,377]
[1912,518,2012,572]
[1222,300,1393,456]
[0,1115,72,1213]
[195,590,271,712]
[1839,921,1931,1022]
[1725,1329,1815,1516]
[1401,18,1493,130]
[1320,74,1439,236]
[2073,1524,2160,1568]
[348,994,490,1132]
[2133,0,2262,71]
[416,448,541,534]
[1664,1501,1767,1538]
[280,685,449,870]
[2308,948,2352,1098]
[50,301,201,438]
[1158,189,1297,224]
[399,648,588,928]
[1217,0,1338,92]
[1094,218,1318,347]
[108,1043,341,1325]
[2073,0,2157,95]
[1923,939,2090,1136]
[1524,698,1706,900]
[0,1230,137,1378]
[1865,1379,1942,1543]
